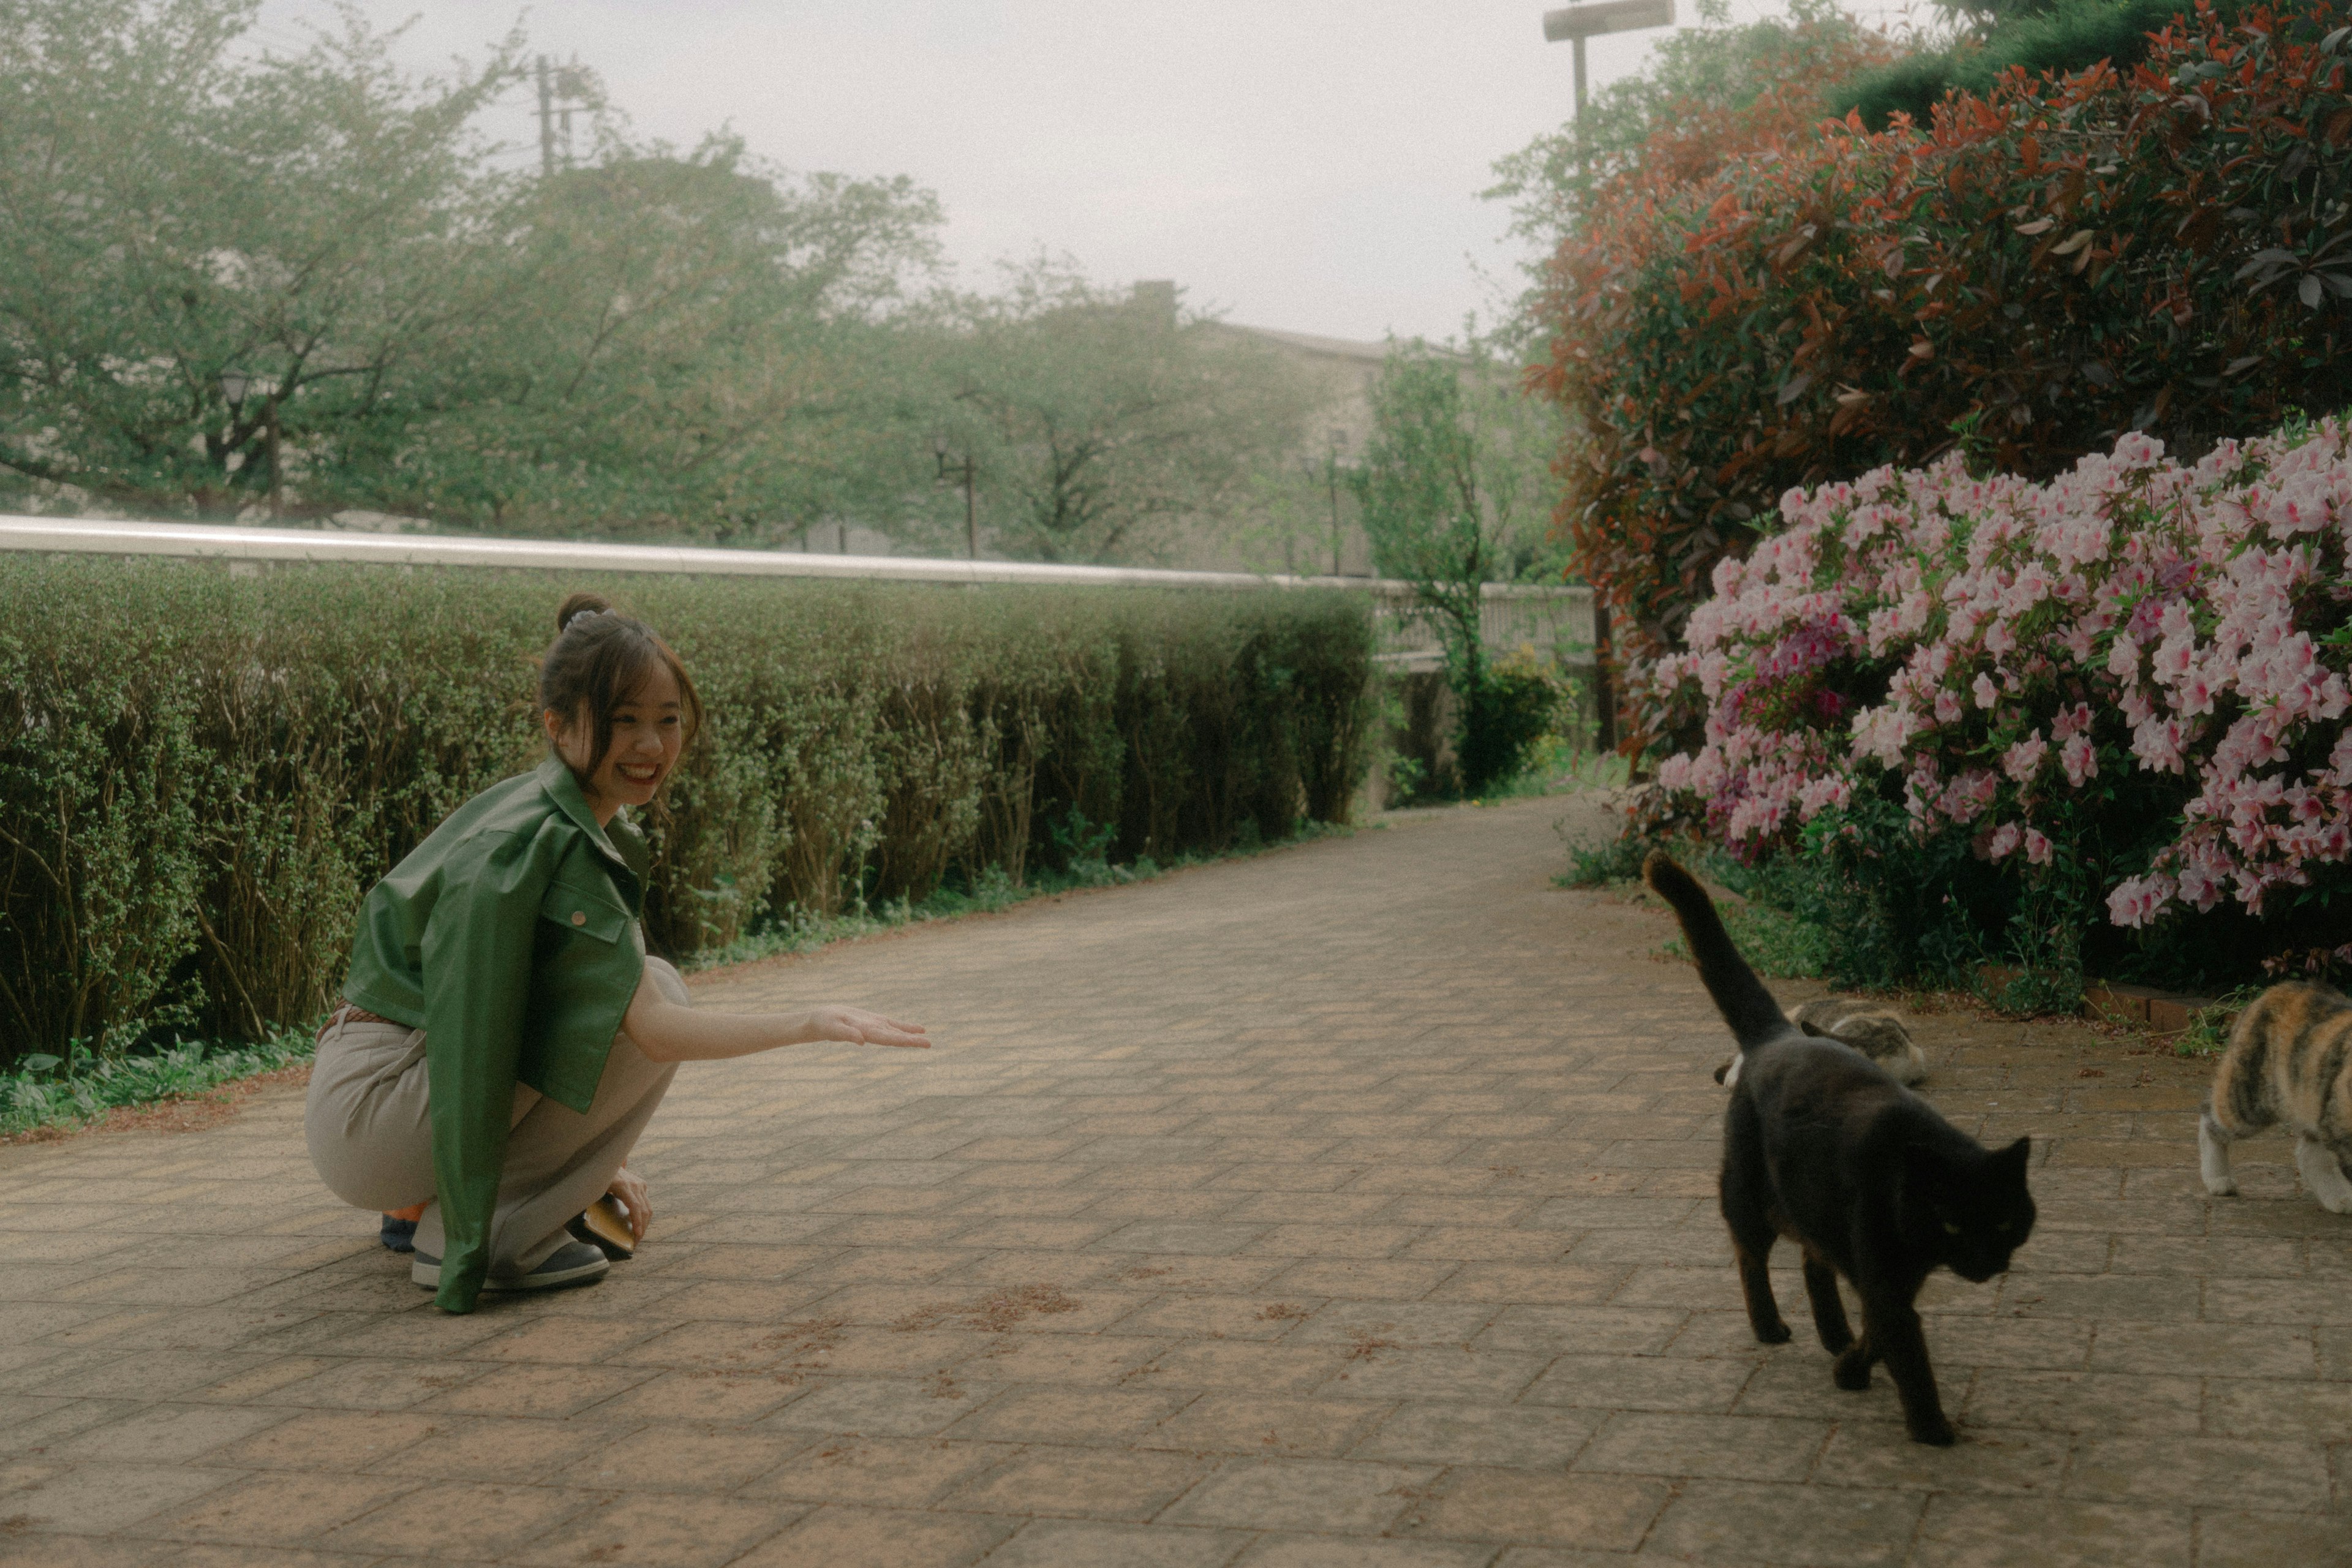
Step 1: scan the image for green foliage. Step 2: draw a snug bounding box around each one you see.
[1,1023,317,1140]
[0,559,1378,1069]
[1839,0,2241,128]
[2174,986,2263,1055]
[1656,899,1839,980]
[1458,653,1572,797]
[1540,0,2352,721]
[918,262,1319,564]
[1351,337,1564,795]
[1551,820,1836,979]
[352,144,946,541]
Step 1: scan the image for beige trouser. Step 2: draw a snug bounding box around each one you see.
[304,957,685,1274]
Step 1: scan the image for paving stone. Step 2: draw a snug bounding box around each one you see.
[1404,1467,1670,1549]
[744,1436,1008,1509]
[1234,1537,1493,1567]
[727,1504,1009,1567]
[2193,1509,2352,1567]
[1643,1479,1927,1567]
[1959,1367,2201,1436]
[1352,1401,1600,1469]
[1575,1411,1828,1483]
[1141,1392,1392,1458]
[939,1446,1206,1520]
[986,1518,1249,1567]
[1912,1494,2193,1567]
[145,1469,420,1546]
[1159,1457,1434,1534]
[313,1479,596,1557]
[0,1460,240,1536]
[510,1492,802,1567]
[2067,1433,2332,1510]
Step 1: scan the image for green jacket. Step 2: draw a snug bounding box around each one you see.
[343,757,648,1313]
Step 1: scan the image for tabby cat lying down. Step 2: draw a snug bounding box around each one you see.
[2200,981,2352,1214]
[1646,851,2037,1446]
[1714,997,1928,1088]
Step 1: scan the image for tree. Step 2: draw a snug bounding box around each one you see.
[1351,336,1565,793]
[0,0,948,539]
[923,262,1318,564]
[337,138,946,543]
[0,0,521,518]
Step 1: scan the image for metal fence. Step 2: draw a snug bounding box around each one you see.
[0,514,1594,673]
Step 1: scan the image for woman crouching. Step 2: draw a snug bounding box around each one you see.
[306,592,927,1313]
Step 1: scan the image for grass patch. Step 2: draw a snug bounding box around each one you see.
[2171,986,2263,1058]
[2,1023,319,1143]
[1476,741,1630,804]
[1655,900,1835,981]
[1550,816,1836,981]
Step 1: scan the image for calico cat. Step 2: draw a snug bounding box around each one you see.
[1646,851,2036,1446]
[2199,981,2352,1213]
[1714,997,1928,1087]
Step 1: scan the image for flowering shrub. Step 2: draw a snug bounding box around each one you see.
[1539,0,2352,747]
[1652,417,2352,974]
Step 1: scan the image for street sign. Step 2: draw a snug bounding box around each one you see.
[1542,0,1675,42]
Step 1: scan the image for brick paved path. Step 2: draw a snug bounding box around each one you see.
[3,795,2348,1567]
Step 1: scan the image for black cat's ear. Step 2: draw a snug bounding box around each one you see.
[1993,1136,2032,1178]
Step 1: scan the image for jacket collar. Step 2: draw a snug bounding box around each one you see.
[533,756,644,887]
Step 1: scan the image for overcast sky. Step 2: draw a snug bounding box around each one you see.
[254,0,1804,345]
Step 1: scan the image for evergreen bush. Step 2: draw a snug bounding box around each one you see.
[0,560,1376,1068]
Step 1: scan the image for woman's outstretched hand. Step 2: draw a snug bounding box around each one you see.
[803,1006,929,1049]
[624,972,930,1063]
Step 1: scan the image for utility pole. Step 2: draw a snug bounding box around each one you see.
[535,56,591,177]
[265,396,282,520]
[536,56,556,178]
[935,439,979,560]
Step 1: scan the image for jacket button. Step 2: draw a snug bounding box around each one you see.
[571,911,587,926]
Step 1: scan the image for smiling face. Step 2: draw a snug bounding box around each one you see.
[544,660,684,824]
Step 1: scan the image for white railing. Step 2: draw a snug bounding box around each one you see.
[0,513,1593,669]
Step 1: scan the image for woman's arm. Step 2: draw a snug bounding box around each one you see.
[623,971,928,1062]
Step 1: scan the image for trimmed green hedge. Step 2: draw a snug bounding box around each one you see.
[0,560,1377,1068]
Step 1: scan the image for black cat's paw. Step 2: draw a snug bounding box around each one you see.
[1833,1350,1873,1390]
[1907,1417,1958,1447]
[1752,1319,1793,1346]
[1817,1329,1856,1356]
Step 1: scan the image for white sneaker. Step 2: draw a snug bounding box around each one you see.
[410,1238,610,1292]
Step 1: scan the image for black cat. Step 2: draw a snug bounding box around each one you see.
[1644,851,2035,1446]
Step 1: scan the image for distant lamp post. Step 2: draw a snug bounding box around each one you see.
[1322,429,1349,577]
[217,368,282,520]
[1542,1,1667,756]
[1542,0,1675,123]
[1297,428,1350,578]
[933,435,978,560]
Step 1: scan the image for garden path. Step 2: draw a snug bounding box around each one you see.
[0,794,2342,1568]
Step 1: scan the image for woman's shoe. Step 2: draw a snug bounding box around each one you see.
[410,1238,610,1292]
[567,1195,636,1261]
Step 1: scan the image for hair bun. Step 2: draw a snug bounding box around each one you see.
[556,592,612,635]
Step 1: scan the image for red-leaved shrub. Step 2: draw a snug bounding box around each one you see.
[1540,1,2352,744]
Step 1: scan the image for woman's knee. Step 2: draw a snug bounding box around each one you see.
[644,956,690,1008]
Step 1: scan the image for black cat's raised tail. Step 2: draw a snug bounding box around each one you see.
[1643,851,1789,1049]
